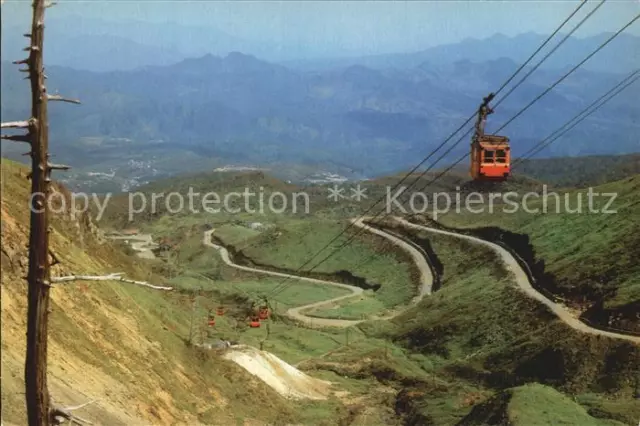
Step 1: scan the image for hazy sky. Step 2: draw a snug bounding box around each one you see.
[2,0,639,55]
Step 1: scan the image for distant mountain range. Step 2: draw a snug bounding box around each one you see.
[1,13,364,71]
[2,50,638,182]
[2,13,638,73]
[285,32,640,75]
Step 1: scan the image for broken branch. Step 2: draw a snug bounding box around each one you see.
[47,94,81,104]
[1,121,30,129]
[59,399,98,412]
[50,400,97,425]
[51,273,173,291]
[1,134,31,143]
[48,163,71,171]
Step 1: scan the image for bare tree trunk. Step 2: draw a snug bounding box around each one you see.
[24,0,52,424]
[2,1,78,423]
[3,2,166,424]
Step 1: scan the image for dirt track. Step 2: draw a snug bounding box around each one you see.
[393,217,640,345]
[106,233,157,259]
[203,220,433,328]
[203,229,364,327]
[205,218,639,344]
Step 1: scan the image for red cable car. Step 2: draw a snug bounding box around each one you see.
[249,316,261,328]
[216,306,225,316]
[470,93,511,181]
[258,306,270,320]
[207,313,216,327]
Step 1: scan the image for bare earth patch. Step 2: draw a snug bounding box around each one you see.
[223,345,332,400]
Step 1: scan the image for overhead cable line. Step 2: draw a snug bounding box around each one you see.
[269,10,638,299]
[491,0,590,97]
[494,12,640,134]
[267,0,591,286]
[514,69,639,165]
[343,70,640,275]
[267,1,608,299]
[271,11,640,301]
[404,11,639,197]
[493,0,606,109]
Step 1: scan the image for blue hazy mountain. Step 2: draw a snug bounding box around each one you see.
[2,51,638,176]
[1,14,362,71]
[2,12,637,73]
[285,32,640,75]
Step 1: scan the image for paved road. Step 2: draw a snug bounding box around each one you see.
[203,221,433,328]
[393,217,640,345]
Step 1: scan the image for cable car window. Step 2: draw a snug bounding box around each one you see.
[496,149,507,163]
[483,150,495,162]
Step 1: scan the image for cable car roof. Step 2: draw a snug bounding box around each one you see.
[478,134,510,147]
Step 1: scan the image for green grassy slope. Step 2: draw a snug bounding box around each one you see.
[506,384,624,426]
[516,153,640,188]
[458,383,625,426]
[118,179,420,321]
[97,170,303,228]
[426,175,640,332]
[375,229,639,425]
[239,218,419,315]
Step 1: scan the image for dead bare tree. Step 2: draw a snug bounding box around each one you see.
[0,1,171,424]
[5,1,63,423]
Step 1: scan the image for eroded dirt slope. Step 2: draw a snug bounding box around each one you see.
[1,161,292,425]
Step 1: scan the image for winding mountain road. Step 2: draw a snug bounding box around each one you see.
[203,219,433,328]
[204,217,638,343]
[106,233,158,259]
[393,217,640,345]
[203,229,364,327]
[351,218,433,305]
